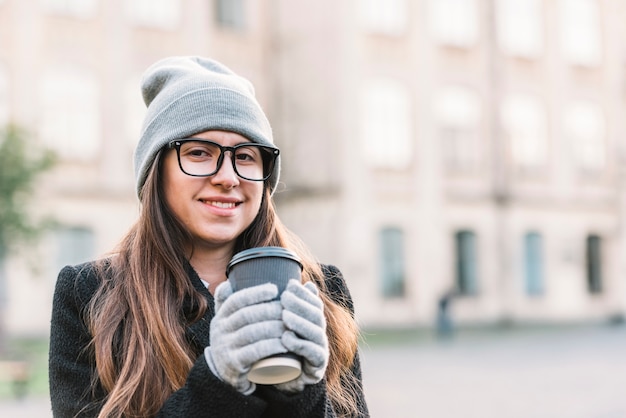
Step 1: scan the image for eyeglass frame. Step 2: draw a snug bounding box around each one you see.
[167,138,280,182]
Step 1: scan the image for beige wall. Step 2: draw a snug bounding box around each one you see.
[1,0,625,335]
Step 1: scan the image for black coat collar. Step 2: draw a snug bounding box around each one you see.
[182,260,216,354]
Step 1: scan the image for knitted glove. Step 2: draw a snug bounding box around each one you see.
[205,281,287,395]
[275,279,329,393]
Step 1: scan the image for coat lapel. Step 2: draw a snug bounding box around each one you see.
[183,261,215,353]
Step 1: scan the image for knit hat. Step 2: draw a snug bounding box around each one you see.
[134,56,279,197]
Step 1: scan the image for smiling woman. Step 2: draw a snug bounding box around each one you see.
[162,131,268,263]
[48,56,369,418]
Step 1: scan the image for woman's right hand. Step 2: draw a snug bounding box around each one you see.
[204,281,287,394]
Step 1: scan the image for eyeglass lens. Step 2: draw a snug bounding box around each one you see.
[177,140,274,181]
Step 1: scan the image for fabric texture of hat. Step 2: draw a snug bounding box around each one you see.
[134,56,279,197]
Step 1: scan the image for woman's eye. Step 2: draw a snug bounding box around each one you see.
[235,148,261,163]
[183,145,217,158]
[236,153,254,161]
[189,149,208,157]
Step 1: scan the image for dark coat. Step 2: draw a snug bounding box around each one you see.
[49,261,369,418]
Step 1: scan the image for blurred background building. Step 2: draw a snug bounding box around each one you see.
[1,0,626,337]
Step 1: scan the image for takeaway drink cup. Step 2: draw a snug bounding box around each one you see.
[226,246,303,385]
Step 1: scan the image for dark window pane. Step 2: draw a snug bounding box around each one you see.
[380,227,405,298]
[215,0,246,29]
[586,235,603,294]
[455,230,478,295]
[56,226,95,271]
[524,232,544,296]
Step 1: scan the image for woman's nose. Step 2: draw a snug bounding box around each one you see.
[210,153,240,189]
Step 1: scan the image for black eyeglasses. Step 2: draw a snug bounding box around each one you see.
[168,139,280,182]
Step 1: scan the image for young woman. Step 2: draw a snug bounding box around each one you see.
[49,56,368,417]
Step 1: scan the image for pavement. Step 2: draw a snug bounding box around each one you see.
[360,324,626,418]
[0,397,51,417]
[2,324,626,417]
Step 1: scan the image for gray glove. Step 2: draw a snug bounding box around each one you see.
[275,279,329,393]
[205,281,287,394]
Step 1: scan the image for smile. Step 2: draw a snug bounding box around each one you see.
[205,201,238,209]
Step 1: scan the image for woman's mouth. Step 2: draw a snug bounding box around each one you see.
[204,200,239,209]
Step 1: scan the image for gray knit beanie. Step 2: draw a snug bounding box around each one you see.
[134,56,279,197]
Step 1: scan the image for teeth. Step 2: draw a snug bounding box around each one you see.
[208,201,236,209]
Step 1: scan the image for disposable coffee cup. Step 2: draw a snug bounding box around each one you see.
[226,246,303,385]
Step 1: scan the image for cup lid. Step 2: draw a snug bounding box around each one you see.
[226,246,303,277]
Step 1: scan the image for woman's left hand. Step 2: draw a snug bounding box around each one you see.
[276,279,329,393]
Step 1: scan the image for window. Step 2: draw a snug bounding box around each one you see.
[55,226,95,271]
[41,0,98,18]
[127,0,180,29]
[360,78,412,169]
[361,0,408,36]
[379,227,406,298]
[524,232,544,296]
[586,234,603,294]
[0,63,8,127]
[428,0,478,47]
[215,0,246,29]
[563,100,606,173]
[496,0,543,58]
[501,94,548,171]
[455,230,478,295]
[435,85,482,171]
[558,0,602,66]
[39,68,101,160]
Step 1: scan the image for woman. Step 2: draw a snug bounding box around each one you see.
[49,56,368,417]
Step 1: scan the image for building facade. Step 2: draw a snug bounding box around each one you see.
[1,0,625,335]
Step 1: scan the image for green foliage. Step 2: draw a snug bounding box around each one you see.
[0,125,56,257]
[0,337,49,399]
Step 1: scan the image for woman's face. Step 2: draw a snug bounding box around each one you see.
[162,130,265,253]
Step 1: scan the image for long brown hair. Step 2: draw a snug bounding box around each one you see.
[86,151,361,417]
